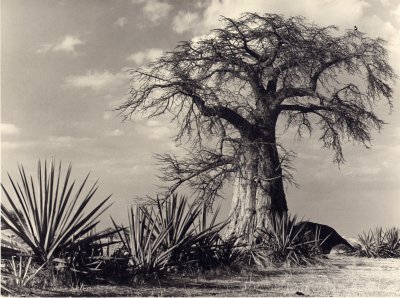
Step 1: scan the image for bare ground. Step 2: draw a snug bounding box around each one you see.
[12,255,400,297]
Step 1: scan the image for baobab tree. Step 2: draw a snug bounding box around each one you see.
[119,13,395,237]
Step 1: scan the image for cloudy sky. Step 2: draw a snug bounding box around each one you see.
[2,0,399,236]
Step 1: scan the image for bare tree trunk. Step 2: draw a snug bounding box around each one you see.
[225,136,288,238]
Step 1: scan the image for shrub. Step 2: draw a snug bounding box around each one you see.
[267,212,326,265]
[112,194,227,278]
[1,255,46,288]
[354,227,400,258]
[385,227,400,256]
[158,197,226,270]
[208,235,243,269]
[1,160,116,285]
[112,205,175,279]
[233,213,324,267]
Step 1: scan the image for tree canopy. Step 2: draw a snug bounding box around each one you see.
[119,13,395,210]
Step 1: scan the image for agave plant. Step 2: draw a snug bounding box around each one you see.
[112,194,228,275]
[1,255,47,287]
[186,201,228,269]
[211,235,243,268]
[384,227,400,257]
[1,160,114,264]
[152,194,226,267]
[112,205,175,276]
[154,194,203,251]
[356,230,377,257]
[355,227,400,258]
[266,212,321,265]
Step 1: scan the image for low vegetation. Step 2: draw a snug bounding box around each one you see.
[353,227,400,258]
[1,160,399,296]
[5,257,400,297]
[1,161,117,289]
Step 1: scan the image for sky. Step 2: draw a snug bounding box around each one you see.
[1,0,400,237]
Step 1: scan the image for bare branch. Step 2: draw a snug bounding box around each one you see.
[117,12,396,203]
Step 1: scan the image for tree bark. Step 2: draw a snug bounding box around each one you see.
[225,121,288,238]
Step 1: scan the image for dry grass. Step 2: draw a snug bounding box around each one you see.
[12,255,400,297]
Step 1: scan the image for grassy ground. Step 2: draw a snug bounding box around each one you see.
[12,255,400,297]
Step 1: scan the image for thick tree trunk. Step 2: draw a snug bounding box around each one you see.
[225,126,288,238]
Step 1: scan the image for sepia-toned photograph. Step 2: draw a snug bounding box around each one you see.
[1,0,399,296]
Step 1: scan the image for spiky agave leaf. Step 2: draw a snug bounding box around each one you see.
[152,194,227,267]
[111,205,177,275]
[153,194,201,254]
[356,229,378,257]
[1,160,113,263]
[384,227,400,255]
[2,256,47,287]
[355,227,400,258]
[111,195,228,274]
[266,212,319,265]
[188,202,229,267]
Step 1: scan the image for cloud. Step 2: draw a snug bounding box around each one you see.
[2,142,18,150]
[3,135,93,151]
[105,129,125,137]
[35,43,54,54]
[47,136,75,148]
[197,0,370,33]
[357,14,400,72]
[114,17,127,28]
[145,119,172,140]
[132,0,172,24]
[381,0,392,6]
[103,111,113,120]
[391,3,400,22]
[65,70,128,91]
[1,136,93,150]
[1,123,20,135]
[127,48,163,65]
[47,135,93,148]
[186,0,400,86]
[54,35,84,53]
[1,140,42,151]
[146,120,162,127]
[36,35,84,55]
[172,11,200,34]
[148,126,171,140]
